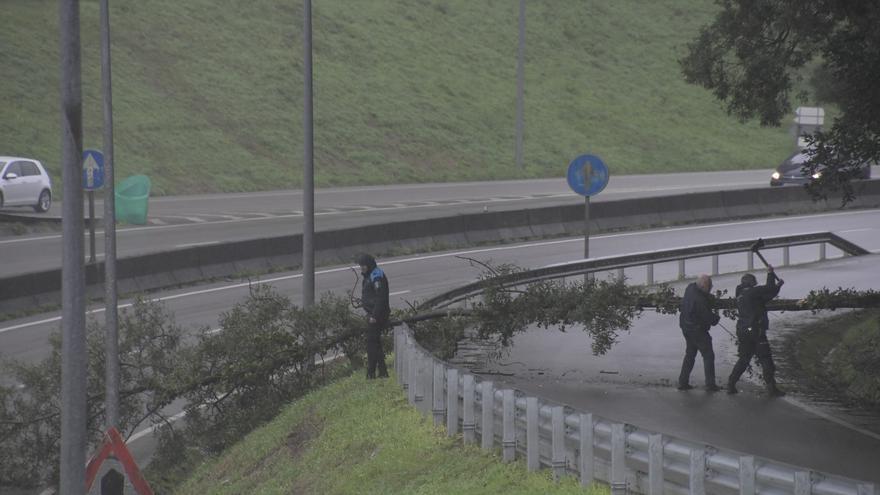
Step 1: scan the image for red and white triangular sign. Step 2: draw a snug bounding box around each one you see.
[85,427,154,495]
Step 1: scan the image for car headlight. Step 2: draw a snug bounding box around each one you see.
[812,171,822,179]
[771,172,780,180]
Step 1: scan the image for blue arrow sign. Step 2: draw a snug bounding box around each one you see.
[82,149,105,191]
[566,154,609,197]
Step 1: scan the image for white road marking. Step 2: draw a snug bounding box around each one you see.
[2,202,877,246]
[0,210,875,335]
[175,241,220,248]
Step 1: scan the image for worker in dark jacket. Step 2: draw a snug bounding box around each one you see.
[356,253,390,379]
[677,274,722,391]
[727,267,785,396]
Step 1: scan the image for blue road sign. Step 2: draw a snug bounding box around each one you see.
[566,154,609,197]
[82,149,105,191]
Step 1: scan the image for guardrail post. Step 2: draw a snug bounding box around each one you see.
[502,389,516,462]
[617,267,625,281]
[446,368,459,437]
[819,242,826,260]
[710,255,718,276]
[739,456,755,495]
[401,335,410,394]
[858,484,877,495]
[648,434,663,494]
[646,264,654,285]
[794,471,811,495]
[747,251,754,271]
[689,447,705,495]
[419,353,434,414]
[527,397,539,471]
[678,259,686,281]
[611,423,626,494]
[481,381,494,451]
[579,413,594,487]
[552,406,566,481]
[783,246,790,267]
[432,361,445,427]
[394,329,402,380]
[407,342,417,405]
[462,374,476,445]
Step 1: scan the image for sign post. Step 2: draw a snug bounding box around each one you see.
[566,154,610,275]
[82,149,105,264]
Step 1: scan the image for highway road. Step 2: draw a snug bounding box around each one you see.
[1,205,879,483]
[0,170,774,278]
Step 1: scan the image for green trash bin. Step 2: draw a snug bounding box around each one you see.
[115,175,151,225]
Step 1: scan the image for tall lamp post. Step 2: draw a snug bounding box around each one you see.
[302,0,315,307]
[100,0,120,429]
[515,0,525,168]
[59,0,87,492]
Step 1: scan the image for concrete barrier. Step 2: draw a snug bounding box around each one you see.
[2,181,879,314]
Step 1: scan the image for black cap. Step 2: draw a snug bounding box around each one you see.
[355,252,376,269]
[740,273,757,287]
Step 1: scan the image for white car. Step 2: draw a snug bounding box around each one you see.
[0,156,53,212]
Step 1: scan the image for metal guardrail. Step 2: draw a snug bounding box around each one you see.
[397,232,876,494]
[419,231,869,310]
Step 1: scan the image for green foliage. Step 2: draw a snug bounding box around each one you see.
[680,0,880,204]
[0,297,188,488]
[175,372,606,495]
[0,0,792,196]
[0,287,367,491]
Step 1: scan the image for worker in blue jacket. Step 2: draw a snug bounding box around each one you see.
[357,253,390,379]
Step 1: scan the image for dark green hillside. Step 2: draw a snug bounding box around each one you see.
[1,1,793,195]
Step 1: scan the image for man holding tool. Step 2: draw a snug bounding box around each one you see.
[727,239,786,396]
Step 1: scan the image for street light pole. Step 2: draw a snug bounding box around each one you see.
[58,0,87,493]
[514,0,526,168]
[302,0,315,307]
[100,0,120,429]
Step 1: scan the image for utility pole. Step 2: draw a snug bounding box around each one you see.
[100,0,120,429]
[514,0,525,168]
[59,0,87,493]
[302,0,315,307]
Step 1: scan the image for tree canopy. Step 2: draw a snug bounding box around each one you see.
[680,0,880,204]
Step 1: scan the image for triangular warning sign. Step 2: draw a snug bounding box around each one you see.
[85,427,154,495]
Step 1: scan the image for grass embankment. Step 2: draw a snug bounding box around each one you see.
[780,310,880,410]
[2,1,793,196]
[173,372,606,495]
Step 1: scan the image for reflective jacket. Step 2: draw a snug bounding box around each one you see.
[736,273,780,332]
[361,267,390,320]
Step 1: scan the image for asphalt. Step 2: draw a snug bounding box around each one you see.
[473,254,880,484]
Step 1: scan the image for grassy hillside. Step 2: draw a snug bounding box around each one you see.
[171,372,605,495]
[2,1,794,196]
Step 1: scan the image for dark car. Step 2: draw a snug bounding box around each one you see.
[770,150,872,186]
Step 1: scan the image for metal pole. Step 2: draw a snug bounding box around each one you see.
[100,0,120,429]
[59,0,87,492]
[88,190,96,262]
[302,0,315,307]
[514,0,525,168]
[584,195,590,259]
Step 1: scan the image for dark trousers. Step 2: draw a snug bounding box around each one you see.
[365,318,388,379]
[728,328,776,388]
[678,329,716,387]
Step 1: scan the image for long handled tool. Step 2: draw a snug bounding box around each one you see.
[749,238,783,283]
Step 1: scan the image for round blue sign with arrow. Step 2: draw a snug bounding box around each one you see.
[82,149,105,191]
[566,154,609,197]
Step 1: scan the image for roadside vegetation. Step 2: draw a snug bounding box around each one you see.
[171,371,605,495]
[779,309,880,411]
[1,0,794,196]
